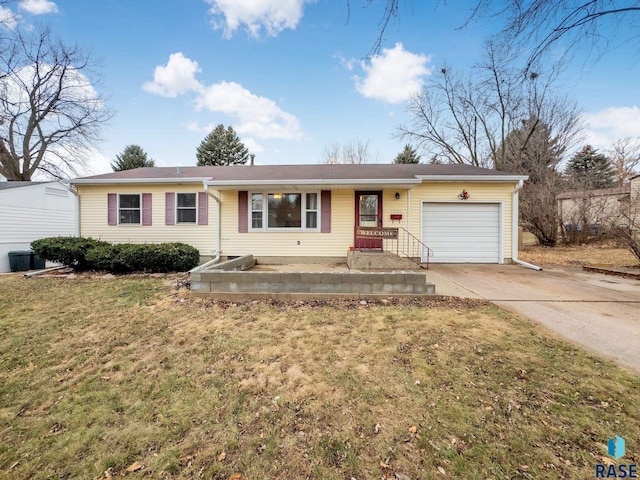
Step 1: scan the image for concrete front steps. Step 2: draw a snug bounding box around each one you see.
[347,250,424,271]
[190,254,435,300]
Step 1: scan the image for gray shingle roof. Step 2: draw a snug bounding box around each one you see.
[71,164,525,184]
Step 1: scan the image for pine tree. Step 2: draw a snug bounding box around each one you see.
[497,117,565,246]
[196,125,249,166]
[566,145,615,189]
[393,144,421,164]
[111,145,155,171]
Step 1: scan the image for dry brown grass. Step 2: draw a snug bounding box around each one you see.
[1,274,640,479]
[520,240,638,267]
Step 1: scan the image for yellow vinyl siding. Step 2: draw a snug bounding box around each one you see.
[409,182,515,259]
[382,189,409,230]
[76,185,218,254]
[77,182,516,260]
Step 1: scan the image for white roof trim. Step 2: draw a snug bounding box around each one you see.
[71,177,211,185]
[70,174,528,186]
[415,175,529,182]
[203,178,423,187]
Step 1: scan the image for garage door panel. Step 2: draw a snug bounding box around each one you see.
[423,225,499,234]
[422,203,500,263]
[423,220,499,228]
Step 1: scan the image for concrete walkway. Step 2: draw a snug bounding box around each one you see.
[429,264,640,374]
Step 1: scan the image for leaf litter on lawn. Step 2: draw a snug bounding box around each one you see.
[1,274,639,479]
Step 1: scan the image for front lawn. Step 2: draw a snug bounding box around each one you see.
[1,274,638,479]
[519,240,638,267]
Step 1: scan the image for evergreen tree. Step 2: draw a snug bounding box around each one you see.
[497,117,566,246]
[393,144,421,164]
[111,145,155,171]
[566,145,615,189]
[196,125,249,166]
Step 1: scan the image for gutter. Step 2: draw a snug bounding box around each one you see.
[511,179,542,271]
[70,177,211,185]
[203,178,423,189]
[415,174,529,182]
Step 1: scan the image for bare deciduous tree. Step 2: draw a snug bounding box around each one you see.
[398,42,582,169]
[481,0,640,71]
[607,137,640,186]
[0,27,112,180]
[321,139,373,164]
[357,1,640,68]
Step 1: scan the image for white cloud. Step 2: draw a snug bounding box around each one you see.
[142,52,203,98]
[198,81,302,139]
[0,6,19,29]
[206,0,310,38]
[582,106,640,149]
[145,53,302,141]
[19,0,58,15]
[334,53,356,71]
[82,147,112,176]
[242,137,265,155]
[354,43,431,104]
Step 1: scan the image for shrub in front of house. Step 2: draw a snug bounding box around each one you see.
[32,237,200,273]
[97,242,201,273]
[84,243,129,272]
[31,237,109,270]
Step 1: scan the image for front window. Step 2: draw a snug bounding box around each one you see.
[119,194,141,224]
[250,192,319,230]
[268,193,302,228]
[177,193,197,224]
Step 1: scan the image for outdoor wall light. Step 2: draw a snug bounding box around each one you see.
[395,192,400,200]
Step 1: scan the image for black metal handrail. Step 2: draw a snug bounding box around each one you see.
[382,227,433,269]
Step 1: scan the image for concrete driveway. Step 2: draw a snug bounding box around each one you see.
[426,264,640,373]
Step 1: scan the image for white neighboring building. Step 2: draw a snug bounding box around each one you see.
[0,182,78,273]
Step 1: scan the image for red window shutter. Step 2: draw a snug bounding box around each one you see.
[238,191,248,233]
[107,193,117,226]
[165,192,175,225]
[198,192,208,225]
[321,190,331,233]
[142,193,152,226]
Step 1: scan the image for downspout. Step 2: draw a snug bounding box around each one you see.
[190,185,221,273]
[407,188,413,261]
[512,179,542,270]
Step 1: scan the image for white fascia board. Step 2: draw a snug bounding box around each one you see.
[204,178,422,188]
[70,177,210,185]
[415,175,529,182]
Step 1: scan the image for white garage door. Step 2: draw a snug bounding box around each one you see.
[422,203,501,263]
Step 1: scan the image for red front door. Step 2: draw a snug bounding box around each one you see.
[355,191,383,249]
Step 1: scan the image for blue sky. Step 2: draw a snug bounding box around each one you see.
[2,0,639,175]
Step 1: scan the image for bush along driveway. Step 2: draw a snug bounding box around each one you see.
[432,264,640,373]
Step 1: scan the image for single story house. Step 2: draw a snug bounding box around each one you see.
[70,164,529,264]
[557,174,640,233]
[0,181,79,273]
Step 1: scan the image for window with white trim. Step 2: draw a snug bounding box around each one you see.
[119,194,141,224]
[306,193,318,229]
[251,193,263,228]
[250,192,319,230]
[176,193,197,224]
